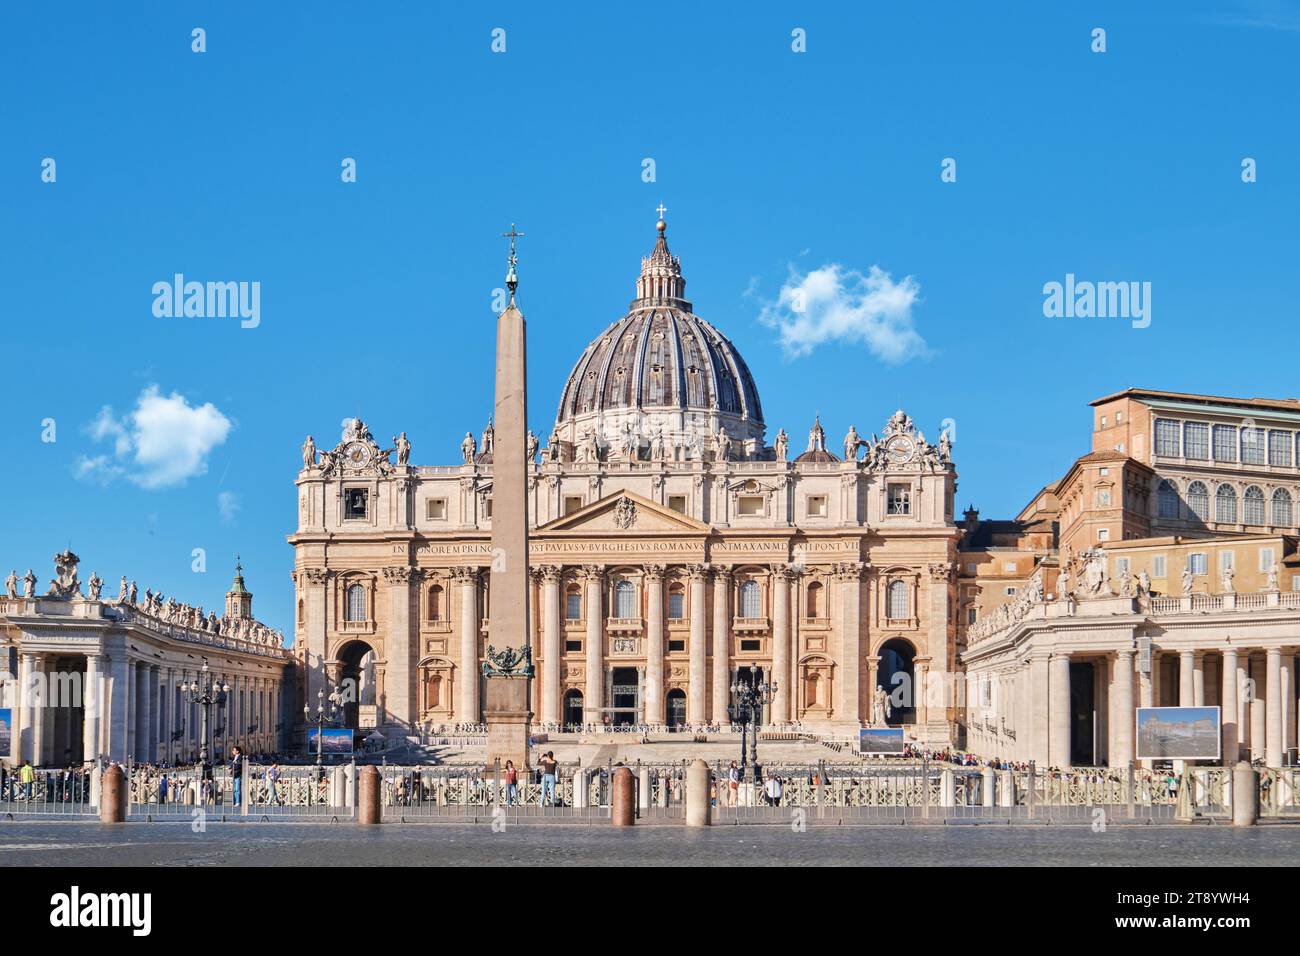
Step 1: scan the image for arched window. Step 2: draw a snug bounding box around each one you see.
[668,583,685,619]
[614,580,636,618]
[1187,481,1209,521]
[1215,484,1238,524]
[1272,488,1293,528]
[806,581,823,618]
[297,598,305,628]
[1157,479,1180,520]
[1243,486,1265,525]
[427,584,443,622]
[565,585,582,621]
[345,583,366,622]
[887,580,909,619]
[739,580,761,618]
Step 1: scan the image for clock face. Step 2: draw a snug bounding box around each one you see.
[887,436,915,463]
[343,441,372,468]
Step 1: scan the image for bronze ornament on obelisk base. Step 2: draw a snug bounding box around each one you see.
[481,224,534,772]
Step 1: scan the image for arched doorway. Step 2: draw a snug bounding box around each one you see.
[562,689,584,730]
[665,689,687,730]
[877,638,916,724]
[337,640,377,730]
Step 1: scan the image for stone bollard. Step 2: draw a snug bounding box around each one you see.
[638,766,651,811]
[572,769,587,809]
[611,767,635,827]
[357,765,381,824]
[329,765,347,807]
[998,770,1015,808]
[99,765,126,823]
[344,763,358,808]
[685,759,711,827]
[656,774,668,808]
[939,769,955,808]
[982,767,996,808]
[1232,761,1259,827]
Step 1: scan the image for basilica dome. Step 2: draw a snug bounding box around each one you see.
[553,219,766,457]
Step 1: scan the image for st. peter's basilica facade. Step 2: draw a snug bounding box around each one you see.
[289,219,960,742]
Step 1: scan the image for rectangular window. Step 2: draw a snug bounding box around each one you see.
[1189,552,1207,575]
[1115,557,1131,575]
[563,495,584,515]
[1184,422,1209,460]
[737,495,764,516]
[344,488,368,520]
[1219,551,1234,572]
[966,607,977,625]
[740,639,761,652]
[1268,430,1293,466]
[805,495,828,517]
[887,484,911,516]
[1213,425,1238,462]
[667,495,688,514]
[1152,555,1167,579]
[1098,528,1110,541]
[565,640,582,652]
[668,639,686,652]
[482,497,493,519]
[1154,419,1181,457]
[1099,467,1110,477]
[1242,428,1266,465]
[668,591,685,619]
[425,498,447,520]
[1005,586,1017,596]
[1259,548,1275,572]
[1003,561,1017,573]
[565,592,582,621]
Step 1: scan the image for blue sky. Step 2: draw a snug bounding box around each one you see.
[4,2,1299,634]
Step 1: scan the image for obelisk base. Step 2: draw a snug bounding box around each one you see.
[484,676,532,772]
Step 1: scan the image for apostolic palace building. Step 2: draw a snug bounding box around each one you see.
[5,218,1300,771]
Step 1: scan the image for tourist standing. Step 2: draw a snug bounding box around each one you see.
[19,760,35,801]
[229,747,244,806]
[265,764,280,806]
[539,751,558,807]
[728,761,740,807]
[504,760,518,806]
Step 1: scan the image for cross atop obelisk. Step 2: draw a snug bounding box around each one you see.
[502,223,524,299]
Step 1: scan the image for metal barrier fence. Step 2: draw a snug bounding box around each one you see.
[4,759,1290,824]
[0,768,94,817]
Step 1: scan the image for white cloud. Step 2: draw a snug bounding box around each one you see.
[76,386,232,489]
[217,491,240,524]
[756,263,928,363]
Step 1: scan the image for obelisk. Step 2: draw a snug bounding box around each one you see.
[482,224,534,771]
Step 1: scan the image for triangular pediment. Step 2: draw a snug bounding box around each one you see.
[537,490,711,534]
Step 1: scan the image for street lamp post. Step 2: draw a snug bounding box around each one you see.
[179,659,229,773]
[728,663,775,785]
[305,685,344,767]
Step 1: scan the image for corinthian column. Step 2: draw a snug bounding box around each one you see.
[711,566,732,726]
[583,566,604,725]
[834,562,864,728]
[455,567,480,722]
[771,564,792,725]
[1221,646,1239,763]
[644,565,666,725]
[1111,649,1134,767]
[382,565,416,729]
[686,564,710,725]
[539,566,562,724]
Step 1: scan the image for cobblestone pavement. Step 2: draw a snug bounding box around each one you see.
[1,822,1296,866]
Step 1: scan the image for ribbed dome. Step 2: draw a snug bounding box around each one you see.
[553,219,765,452]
